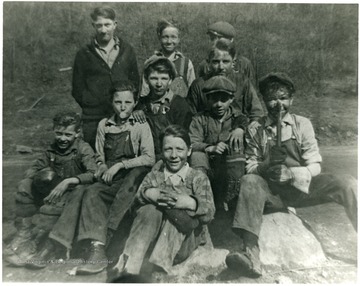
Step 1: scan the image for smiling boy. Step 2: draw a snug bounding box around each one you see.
[5,112,97,267]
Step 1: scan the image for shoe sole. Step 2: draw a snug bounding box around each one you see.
[75,265,107,275]
[225,253,262,278]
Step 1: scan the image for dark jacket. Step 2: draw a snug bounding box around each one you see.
[187,71,264,121]
[72,37,140,120]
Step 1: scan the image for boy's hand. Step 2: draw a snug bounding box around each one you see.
[102,162,124,185]
[266,164,293,184]
[132,110,147,124]
[143,188,161,204]
[228,128,244,152]
[44,179,70,204]
[205,142,229,155]
[95,163,108,180]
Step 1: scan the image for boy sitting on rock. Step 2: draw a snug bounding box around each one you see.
[225,72,358,278]
[4,111,97,268]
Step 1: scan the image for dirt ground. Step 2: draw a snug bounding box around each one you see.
[2,146,357,283]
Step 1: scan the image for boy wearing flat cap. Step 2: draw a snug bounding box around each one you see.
[189,76,248,208]
[225,72,357,278]
[197,21,256,87]
[134,55,193,159]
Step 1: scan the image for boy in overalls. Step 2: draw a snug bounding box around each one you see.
[74,82,155,275]
[5,112,97,267]
[225,72,358,277]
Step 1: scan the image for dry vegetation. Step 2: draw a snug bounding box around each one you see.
[2,2,358,154]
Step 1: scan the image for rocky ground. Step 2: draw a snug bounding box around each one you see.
[2,146,357,283]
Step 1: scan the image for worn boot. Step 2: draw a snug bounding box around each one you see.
[4,217,33,257]
[226,231,262,277]
[25,239,58,269]
[5,239,37,267]
[76,241,109,275]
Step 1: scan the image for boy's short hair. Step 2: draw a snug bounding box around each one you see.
[208,38,236,62]
[160,125,191,149]
[90,7,116,21]
[110,81,138,102]
[157,19,179,37]
[144,56,177,80]
[53,111,81,131]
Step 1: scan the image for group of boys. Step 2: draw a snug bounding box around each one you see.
[4,6,357,280]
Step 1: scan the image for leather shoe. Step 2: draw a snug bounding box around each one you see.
[76,242,108,275]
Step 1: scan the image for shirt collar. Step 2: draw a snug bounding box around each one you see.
[150,89,174,104]
[164,162,189,182]
[105,114,135,126]
[94,36,120,50]
[154,50,183,61]
[264,112,293,127]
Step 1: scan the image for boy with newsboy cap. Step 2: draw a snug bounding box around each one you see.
[197,21,256,87]
[189,75,248,207]
[225,72,358,278]
[5,111,97,268]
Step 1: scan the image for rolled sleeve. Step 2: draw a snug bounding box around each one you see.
[135,172,158,205]
[299,117,322,165]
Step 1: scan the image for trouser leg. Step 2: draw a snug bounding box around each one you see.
[77,182,120,244]
[294,173,358,230]
[49,185,87,249]
[121,205,163,275]
[149,220,186,272]
[232,174,286,237]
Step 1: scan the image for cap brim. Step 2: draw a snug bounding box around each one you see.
[204,90,234,96]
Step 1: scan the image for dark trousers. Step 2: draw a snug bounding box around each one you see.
[77,167,149,244]
[233,173,358,237]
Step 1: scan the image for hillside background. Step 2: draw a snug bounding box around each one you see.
[2,2,358,154]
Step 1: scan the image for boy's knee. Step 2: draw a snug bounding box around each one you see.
[136,204,162,223]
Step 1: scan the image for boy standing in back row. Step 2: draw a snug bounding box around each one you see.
[72,6,140,149]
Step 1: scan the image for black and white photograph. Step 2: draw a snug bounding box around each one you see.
[2,1,358,283]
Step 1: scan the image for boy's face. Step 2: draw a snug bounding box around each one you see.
[264,87,293,119]
[112,91,137,120]
[209,49,234,76]
[92,16,117,45]
[162,135,192,173]
[146,70,172,99]
[160,27,180,54]
[208,92,233,118]
[53,124,79,151]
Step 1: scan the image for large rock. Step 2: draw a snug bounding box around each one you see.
[258,212,327,272]
[170,246,229,277]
